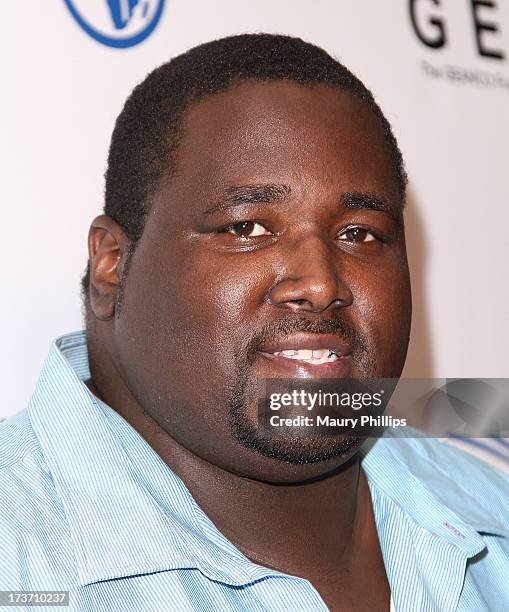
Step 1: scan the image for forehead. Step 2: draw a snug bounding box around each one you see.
[163,80,400,210]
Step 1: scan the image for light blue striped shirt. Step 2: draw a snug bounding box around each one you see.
[1,331,508,611]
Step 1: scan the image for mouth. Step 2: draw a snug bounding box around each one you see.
[256,332,353,377]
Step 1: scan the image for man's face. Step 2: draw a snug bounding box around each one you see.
[111,81,411,483]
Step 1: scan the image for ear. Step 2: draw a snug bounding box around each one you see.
[87,215,129,321]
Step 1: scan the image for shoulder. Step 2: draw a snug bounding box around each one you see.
[0,409,40,469]
[0,410,77,589]
[367,429,509,530]
[0,408,58,524]
[404,432,509,490]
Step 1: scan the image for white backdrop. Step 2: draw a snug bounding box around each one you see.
[1,1,508,418]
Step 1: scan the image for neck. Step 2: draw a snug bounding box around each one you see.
[154,432,364,576]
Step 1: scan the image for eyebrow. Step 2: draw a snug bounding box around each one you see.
[340,191,402,223]
[203,184,401,222]
[204,183,292,216]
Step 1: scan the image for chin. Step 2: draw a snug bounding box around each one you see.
[228,427,364,483]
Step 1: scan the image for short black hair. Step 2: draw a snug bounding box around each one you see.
[81,33,407,299]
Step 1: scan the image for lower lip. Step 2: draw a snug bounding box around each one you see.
[257,352,353,378]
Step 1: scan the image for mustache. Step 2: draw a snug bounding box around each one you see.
[243,316,368,365]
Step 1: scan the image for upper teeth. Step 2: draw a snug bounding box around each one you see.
[272,349,340,364]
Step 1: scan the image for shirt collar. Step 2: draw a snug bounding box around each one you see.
[361,432,509,612]
[28,331,509,590]
[362,430,509,546]
[27,331,283,587]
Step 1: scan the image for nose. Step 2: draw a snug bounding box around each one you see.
[267,235,353,314]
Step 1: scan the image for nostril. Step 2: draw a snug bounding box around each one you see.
[331,298,345,307]
[266,274,353,312]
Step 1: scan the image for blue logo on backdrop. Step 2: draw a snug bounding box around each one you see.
[64,0,165,48]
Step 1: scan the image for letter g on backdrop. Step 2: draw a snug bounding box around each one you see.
[64,0,165,48]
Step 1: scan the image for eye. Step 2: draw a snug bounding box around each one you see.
[226,221,272,239]
[338,227,377,243]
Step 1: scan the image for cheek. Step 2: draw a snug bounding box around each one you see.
[113,241,275,463]
[178,251,270,336]
[348,258,411,372]
[120,241,270,380]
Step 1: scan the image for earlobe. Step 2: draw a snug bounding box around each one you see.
[87,215,128,321]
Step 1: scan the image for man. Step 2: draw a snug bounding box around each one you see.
[1,34,508,612]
